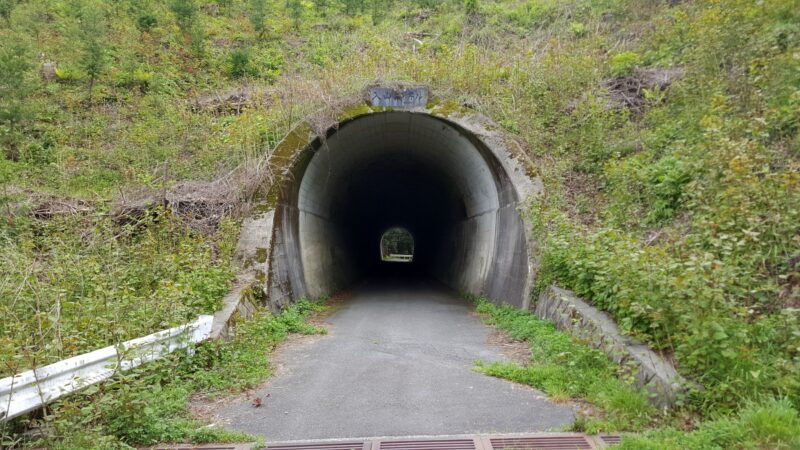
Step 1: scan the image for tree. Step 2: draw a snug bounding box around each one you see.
[227,48,257,79]
[77,4,108,102]
[312,0,328,16]
[0,0,16,26]
[342,0,364,16]
[169,0,204,58]
[0,42,32,124]
[169,0,197,32]
[371,0,393,25]
[248,0,268,38]
[464,0,479,18]
[136,13,158,33]
[286,0,302,30]
[0,41,35,160]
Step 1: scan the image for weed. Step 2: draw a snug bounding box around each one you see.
[472,296,657,433]
[15,299,327,448]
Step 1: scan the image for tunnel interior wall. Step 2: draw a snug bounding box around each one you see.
[266,110,537,308]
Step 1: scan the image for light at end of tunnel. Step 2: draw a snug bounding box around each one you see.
[380,227,415,263]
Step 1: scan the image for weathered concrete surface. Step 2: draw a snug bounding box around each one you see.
[265,107,540,311]
[535,285,685,409]
[210,210,275,339]
[215,278,574,440]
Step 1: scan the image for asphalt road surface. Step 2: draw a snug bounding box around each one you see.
[216,276,574,441]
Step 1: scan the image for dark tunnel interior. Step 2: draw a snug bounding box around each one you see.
[271,111,531,306]
[335,154,463,277]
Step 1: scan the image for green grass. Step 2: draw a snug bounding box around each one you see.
[0,210,239,378]
[0,0,798,443]
[472,296,657,433]
[3,299,326,449]
[616,398,800,450]
[472,295,800,447]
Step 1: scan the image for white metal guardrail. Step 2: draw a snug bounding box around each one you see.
[0,315,213,422]
[383,253,413,262]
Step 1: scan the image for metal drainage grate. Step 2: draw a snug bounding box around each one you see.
[267,442,368,450]
[598,436,621,446]
[489,436,593,450]
[145,445,251,450]
[148,433,622,450]
[380,439,476,450]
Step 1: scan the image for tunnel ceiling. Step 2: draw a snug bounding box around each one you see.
[238,90,543,310]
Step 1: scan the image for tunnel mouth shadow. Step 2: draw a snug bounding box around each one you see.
[240,93,542,312]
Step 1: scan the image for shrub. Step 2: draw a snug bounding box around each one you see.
[226,48,256,79]
[0,0,15,24]
[570,21,587,37]
[610,51,641,77]
[76,2,109,100]
[169,0,197,31]
[248,0,268,38]
[464,0,479,17]
[0,41,34,127]
[136,13,158,33]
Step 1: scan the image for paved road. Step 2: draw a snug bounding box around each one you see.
[216,277,574,440]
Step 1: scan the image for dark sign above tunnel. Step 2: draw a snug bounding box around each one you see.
[367,86,429,109]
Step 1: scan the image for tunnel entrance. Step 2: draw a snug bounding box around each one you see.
[380,227,415,263]
[241,89,542,310]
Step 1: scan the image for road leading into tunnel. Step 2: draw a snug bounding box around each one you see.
[214,276,574,441]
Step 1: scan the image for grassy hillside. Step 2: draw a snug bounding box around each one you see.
[1,0,798,447]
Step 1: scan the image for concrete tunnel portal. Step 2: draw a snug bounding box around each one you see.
[238,89,543,311]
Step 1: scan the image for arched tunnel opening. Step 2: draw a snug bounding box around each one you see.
[268,111,534,308]
[380,227,415,262]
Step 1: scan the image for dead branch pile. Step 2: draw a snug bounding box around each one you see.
[190,86,271,115]
[3,187,95,221]
[605,67,685,113]
[112,161,275,233]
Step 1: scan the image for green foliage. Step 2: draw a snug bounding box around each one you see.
[0,211,237,378]
[169,0,197,31]
[370,0,392,25]
[616,398,800,449]
[76,2,109,100]
[534,204,800,411]
[0,40,35,159]
[54,65,82,82]
[23,300,325,448]
[504,0,557,29]
[380,227,414,258]
[0,0,798,445]
[530,0,800,415]
[226,46,283,81]
[169,0,204,56]
[248,0,268,38]
[227,48,256,79]
[344,0,362,15]
[0,0,15,24]
[472,296,657,432]
[464,0,479,17]
[136,13,158,33]
[570,21,586,38]
[609,51,641,77]
[0,41,33,123]
[287,0,303,29]
[116,67,156,92]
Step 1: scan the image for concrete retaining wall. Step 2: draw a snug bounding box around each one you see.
[535,285,686,409]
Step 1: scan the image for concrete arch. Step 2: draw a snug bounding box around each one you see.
[236,86,542,310]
